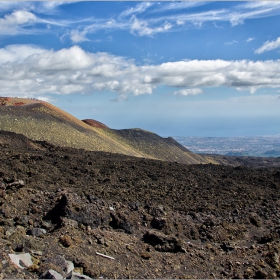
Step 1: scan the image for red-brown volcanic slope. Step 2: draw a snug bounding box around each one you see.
[0,97,210,164]
[82,119,109,129]
[0,97,42,107]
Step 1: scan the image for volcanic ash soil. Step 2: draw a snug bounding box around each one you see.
[0,131,280,279]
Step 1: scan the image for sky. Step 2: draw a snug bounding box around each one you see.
[0,1,280,137]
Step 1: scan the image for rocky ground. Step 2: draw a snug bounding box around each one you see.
[0,130,280,279]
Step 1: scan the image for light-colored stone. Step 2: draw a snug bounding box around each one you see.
[66,260,74,274]
[7,180,25,187]
[8,253,33,269]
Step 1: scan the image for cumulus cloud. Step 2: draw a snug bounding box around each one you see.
[0,10,37,35]
[70,29,90,43]
[174,88,203,96]
[0,44,45,64]
[145,59,280,93]
[255,37,280,54]
[1,45,280,98]
[0,45,154,97]
[0,9,72,36]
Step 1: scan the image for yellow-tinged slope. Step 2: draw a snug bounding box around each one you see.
[0,97,211,164]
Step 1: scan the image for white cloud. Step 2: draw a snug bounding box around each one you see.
[71,15,173,38]
[70,29,90,43]
[36,96,55,103]
[238,1,280,10]
[0,45,155,97]
[0,2,26,12]
[120,2,153,18]
[143,59,280,93]
[174,88,203,96]
[67,20,128,43]
[1,45,280,98]
[255,37,280,54]
[155,2,206,13]
[246,37,255,42]
[27,2,68,15]
[176,20,185,26]
[156,1,280,30]
[0,1,81,15]
[228,1,280,26]
[146,1,280,31]
[225,40,238,46]
[39,2,67,11]
[157,1,280,30]
[0,44,45,64]
[0,9,72,36]
[130,16,172,37]
[2,1,280,41]
[0,10,37,35]
[57,1,280,41]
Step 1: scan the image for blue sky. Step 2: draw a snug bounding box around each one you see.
[1,1,280,137]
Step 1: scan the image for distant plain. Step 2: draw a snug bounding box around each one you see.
[175,135,280,157]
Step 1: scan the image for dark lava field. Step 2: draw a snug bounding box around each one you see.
[0,130,280,279]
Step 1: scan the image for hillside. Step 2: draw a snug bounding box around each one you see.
[0,97,208,164]
[0,130,280,279]
[107,128,206,164]
[82,119,206,164]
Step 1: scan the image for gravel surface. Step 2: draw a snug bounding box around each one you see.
[0,130,280,279]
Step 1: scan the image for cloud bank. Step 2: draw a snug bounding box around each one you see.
[1,45,280,98]
[174,88,203,96]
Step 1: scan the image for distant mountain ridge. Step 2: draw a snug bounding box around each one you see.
[0,97,210,164]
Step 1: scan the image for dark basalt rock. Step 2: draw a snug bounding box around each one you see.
[143,230,183,253]
[109,211,134,234]
[44,193,111,228]
[1,130,280,279]
[39,255,73,277]
[151,217,167,230]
